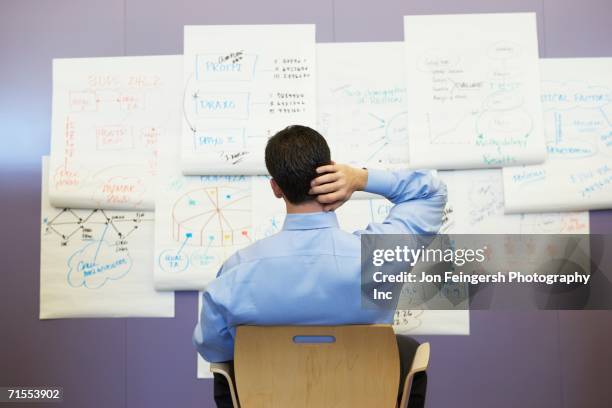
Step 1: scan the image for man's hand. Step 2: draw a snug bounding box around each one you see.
[309,163,368,211]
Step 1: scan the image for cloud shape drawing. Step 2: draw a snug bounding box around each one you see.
[67,240,132,289]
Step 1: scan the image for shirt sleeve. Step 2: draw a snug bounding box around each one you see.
[193,248,246,362]
[354,169,448,236]
[193,287,235,363]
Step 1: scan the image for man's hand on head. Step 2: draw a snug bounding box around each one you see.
[309,163,368,211]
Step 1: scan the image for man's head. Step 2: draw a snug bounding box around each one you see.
[265,125,331,205]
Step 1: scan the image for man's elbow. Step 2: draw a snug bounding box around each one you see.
[436,178,448,206]
[427,172,447,201]
[196,342,234,363]
[421,184,449,235]
[433,182,449,234]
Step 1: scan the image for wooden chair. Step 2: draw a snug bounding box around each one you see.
[210,325,431,408]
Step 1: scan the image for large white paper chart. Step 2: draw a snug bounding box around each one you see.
[404,13,546,169]
[154,163,253,291]
[197,292,213,379]
[182,25,316,175]
[40,157,174,319]
[503,58,612,213]
[317,42,409,169]
[49,55,182,210]
[438,169,589,234]
[335,199,470,335]
[251,176,286,240]
[440,169,590,309]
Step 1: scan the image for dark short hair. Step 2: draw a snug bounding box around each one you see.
[265,125,331,204]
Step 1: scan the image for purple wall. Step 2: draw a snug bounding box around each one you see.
[1,1,611,407]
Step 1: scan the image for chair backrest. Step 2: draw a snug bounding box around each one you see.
[234,325,400,408]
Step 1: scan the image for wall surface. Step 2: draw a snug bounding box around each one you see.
[1,1,611,407]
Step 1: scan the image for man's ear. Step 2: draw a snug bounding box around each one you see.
[270,178,283,199]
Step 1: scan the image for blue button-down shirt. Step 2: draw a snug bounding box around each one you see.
[193,169,447,362]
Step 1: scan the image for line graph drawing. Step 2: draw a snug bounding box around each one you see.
[405,14,545,169]
[425,89,534,150]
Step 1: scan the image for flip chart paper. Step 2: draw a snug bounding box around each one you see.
[181,25,316,175]
[49,55,182,210]
[503,58,612,213]
[251,176,286,240]
[40,157,174,319]
[404,13,546,169]
[154,161,253,291]
[438,169,590,306]
[317,42,409,170]
[438,169,590,234]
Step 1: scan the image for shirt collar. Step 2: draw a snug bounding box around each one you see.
[282,211,340,231]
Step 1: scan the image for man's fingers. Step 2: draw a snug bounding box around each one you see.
[323,202,342,212]
[316,164,337,174]
[316,191,344,204]
[309,181,343,195]
[311,172,340,186]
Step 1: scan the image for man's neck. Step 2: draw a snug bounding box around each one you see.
[285,200,326,214]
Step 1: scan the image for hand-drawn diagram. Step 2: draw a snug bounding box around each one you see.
[439,169,590,234]
[40,157,173,318]
[49,55,181,210]
[503,58,612,212]
[317,43,410,170]
[43,208,152,289]
[158,184,251,275]
[171,186,251,245]
[404,13,546,169]
[155,170,253,290]
[181,25,316,175]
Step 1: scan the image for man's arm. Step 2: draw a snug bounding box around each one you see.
[193,254,240,363]
[193,285,234,363]
[357,169,447,235]
[310,164,447,235]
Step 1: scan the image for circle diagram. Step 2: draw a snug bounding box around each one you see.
[171,186,251,247]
